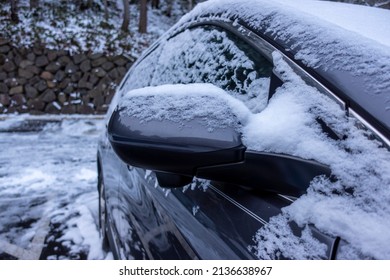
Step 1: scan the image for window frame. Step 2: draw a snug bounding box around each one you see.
[119,20,276,93]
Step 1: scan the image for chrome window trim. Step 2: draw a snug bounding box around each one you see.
[349,109,390,148]
[277,194,296,204]
[209,184,268,225]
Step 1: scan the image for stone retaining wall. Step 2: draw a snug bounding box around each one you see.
[0,39,133,114]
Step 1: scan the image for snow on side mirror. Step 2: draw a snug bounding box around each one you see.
[108,83,330,194]
[108,83,251,187]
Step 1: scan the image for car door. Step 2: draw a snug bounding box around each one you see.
[111,23,337,259]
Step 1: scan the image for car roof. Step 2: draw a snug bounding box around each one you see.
[170,0,390,142]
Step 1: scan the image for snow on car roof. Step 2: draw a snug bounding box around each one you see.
[182,0,390,47]
[173,0,390,147]
[286,0,390,48]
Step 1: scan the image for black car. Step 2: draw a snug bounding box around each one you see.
[97,0,390,260]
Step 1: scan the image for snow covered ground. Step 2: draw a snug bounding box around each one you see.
[0,115,110,260]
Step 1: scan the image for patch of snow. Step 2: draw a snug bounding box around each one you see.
[53,102,61,110]
[0,115,107,259]
[119,83,251,132]
[192,206,200,216]
[247,52,390,259]
[180,0,390,47]
[0,168,56,194]
[183,178,210,193]
[75,168,97,182]
[284,0,390,48]
[0,1,179,56]
[57,201,104,260]
[250,215,328,260]
[164,189,172,197]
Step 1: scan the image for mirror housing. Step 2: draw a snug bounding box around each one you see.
[108,84,248,187]
[108,111,246,176]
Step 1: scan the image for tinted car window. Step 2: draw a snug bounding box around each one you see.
[124,26,273,113]
[122,44,163,93]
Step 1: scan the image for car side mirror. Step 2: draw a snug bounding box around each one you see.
[108,84,248,187]
[108,83,331,196]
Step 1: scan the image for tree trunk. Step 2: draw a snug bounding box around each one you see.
[165,0,172,17]
[103,0,109,21]
[139,0,147,33]
[121,0,130,33]
[10,0,19,23]
[151,0,159,9]
[188,0,193,11]
[30,0,38,9]
[87,0,93,9]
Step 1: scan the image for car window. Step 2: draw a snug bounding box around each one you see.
[124,26,273,113]
[122,44,163,94]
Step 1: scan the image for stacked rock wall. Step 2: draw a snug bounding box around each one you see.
[0,39,133,114]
